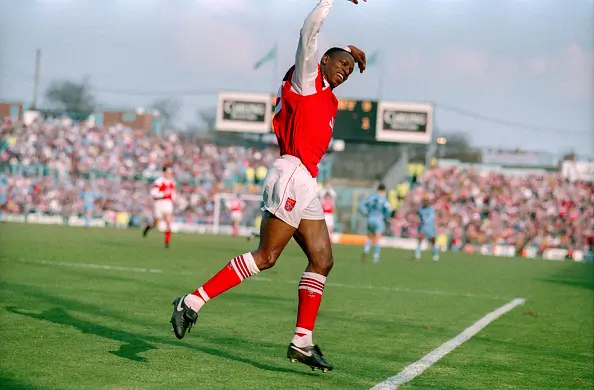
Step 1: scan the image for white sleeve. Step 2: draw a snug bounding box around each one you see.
[150,179,163,199]
[291,0,335,96]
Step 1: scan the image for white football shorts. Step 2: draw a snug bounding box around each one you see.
[262,155,324,228]
[231,210,243,222]
[154,199,173,219]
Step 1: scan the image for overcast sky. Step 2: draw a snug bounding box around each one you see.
[1,0,593,156]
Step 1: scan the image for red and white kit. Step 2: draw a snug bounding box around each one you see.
[177,0,352,367]
[263,0,340,228]
[150,177,176,219]
[227,198,244,222]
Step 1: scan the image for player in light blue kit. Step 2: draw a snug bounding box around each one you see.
[358,183,393,264]
[80,184,97,228]
[415,196,439,261]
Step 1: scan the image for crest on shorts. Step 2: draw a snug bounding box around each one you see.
[285,197,296,211]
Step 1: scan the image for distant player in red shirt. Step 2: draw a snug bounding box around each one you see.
[143,164,176,248]
[170,0,368,372]
[226,195,245,237]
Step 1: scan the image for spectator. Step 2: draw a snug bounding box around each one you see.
[0,119,277,226]
[394,165,593,255]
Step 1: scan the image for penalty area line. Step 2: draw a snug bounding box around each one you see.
[371,298,526,390]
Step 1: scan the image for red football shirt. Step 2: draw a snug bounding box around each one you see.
[151,177,175,201]
[273,66,337,178]
[271,0,341,178]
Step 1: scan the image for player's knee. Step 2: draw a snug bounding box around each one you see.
[252,249,280,271]
[312,254,333,275]
[322,254,334,273]
[309,246,334,275]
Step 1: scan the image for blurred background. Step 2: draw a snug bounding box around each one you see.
[1,0,593,260]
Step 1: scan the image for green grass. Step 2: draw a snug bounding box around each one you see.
[0,223,592,390]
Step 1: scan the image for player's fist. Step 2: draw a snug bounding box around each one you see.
[347,45,366,73]
[347,0,367,4]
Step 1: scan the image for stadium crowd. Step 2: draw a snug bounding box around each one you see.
[0,120,276,225]
[1,119,592,254]
[392,166,594,253]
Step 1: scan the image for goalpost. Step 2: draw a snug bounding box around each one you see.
[213,192,263,236]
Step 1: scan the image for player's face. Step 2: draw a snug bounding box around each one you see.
[423,199,430,207]
[165,167,174,179]
[322,52,355,89]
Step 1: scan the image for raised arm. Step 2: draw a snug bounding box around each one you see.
[292,0,336,96]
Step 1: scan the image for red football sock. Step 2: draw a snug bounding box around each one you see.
[293,272,326,346]
[186,253,260,311]
[165,230,171,244]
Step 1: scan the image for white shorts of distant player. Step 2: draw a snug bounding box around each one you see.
[324,213,334,231]
[231,210,243,223]
[154,199,173,220]
[262,155,324,228]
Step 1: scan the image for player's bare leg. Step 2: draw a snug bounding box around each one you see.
[429,237,439,261]
[163,213,173,248]
[143,217,158,237]
[232,219,240,237]
[362,232,373,263]
[170,212,295,339]
[251,213,296,269]
[84,209,92,228]
[414,232,426,260]
[288,219,335,372]
[371,232,382,264]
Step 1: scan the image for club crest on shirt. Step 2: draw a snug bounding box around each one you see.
[285,197,296,212]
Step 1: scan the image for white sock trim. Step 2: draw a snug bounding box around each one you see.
[243,252,260,275]
[298,272,326,295]
[230,253,260,281]
[295,327,312,336]
[292,329,314,347]
[302,272,326,283]
[198,287,210,302]
[184,293,206,312]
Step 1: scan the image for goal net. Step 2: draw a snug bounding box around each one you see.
[213,192,263,236]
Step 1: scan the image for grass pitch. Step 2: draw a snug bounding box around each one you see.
[0,223,592,389]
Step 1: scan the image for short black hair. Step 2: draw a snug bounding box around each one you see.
[378,183,386,191]
[323,47,354,61]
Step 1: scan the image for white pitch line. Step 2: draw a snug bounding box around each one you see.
[371,298,526,390]
[287,280,509,300]
[1,258,163,274]
[1,258,507,300]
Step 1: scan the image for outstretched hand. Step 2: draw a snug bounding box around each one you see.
[347,0,368,4]
[348,45,366,73]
